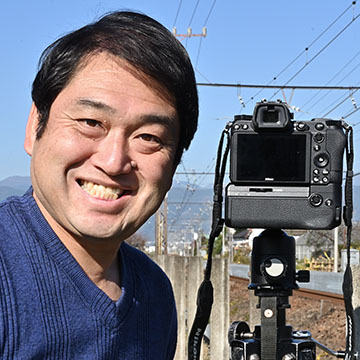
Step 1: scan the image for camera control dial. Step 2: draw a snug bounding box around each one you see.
[314,153,329,168]
[309,193,323,207]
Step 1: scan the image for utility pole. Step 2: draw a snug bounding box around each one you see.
[155,194,168,255]
[172,27,207,41]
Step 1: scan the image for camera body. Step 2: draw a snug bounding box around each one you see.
[225,100,346,230]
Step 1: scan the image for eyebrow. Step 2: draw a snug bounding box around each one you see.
[139,114,177,128]
[76,98,117,115]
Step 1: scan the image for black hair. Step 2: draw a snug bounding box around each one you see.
[31,11,198,165]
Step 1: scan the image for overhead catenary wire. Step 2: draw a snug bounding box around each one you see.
[269,10,360,100]
[317,85,360,117]
[187,0,200,28]
[298,50,360,115]
[312,76,360,117]
[184,0,200,48]
[246,2,357,104]
[195,0,217,67]
[342,105,360,119]
[196,83,360,90]
[169,158,216,232]
[172,0,183,28]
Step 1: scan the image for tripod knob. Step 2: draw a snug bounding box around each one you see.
[296,270,310,283]
[228,321,252,343]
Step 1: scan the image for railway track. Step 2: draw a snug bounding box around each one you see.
[230,275,344,305]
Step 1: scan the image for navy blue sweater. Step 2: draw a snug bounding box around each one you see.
[0,189,177,359]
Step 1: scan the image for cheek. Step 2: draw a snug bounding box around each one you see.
[137,156,174,193]
[37,132,96,168]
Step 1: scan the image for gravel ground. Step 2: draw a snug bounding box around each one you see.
[230,278,347,359]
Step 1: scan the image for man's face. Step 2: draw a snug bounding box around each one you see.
[25,53,179,243]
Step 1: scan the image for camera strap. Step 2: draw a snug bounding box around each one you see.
[342,123,356,360]
[187,122,231,360]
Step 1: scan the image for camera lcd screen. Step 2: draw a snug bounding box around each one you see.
[233,133,309,183]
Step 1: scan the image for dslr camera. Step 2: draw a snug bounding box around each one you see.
[225,100,346,230]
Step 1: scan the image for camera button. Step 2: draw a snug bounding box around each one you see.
[296,122,308,131]
[325,199,333,207]
[322,177,329,183]
[313,169,320,175]
[322,169,329,175]
[313,176,320,183]
[314,133,325,143]
[315,123,325,131]
[242,124,249,130]
[310,194,323,207]
[313,144,321,151]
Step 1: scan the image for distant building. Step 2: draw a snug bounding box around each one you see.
[295,233,314,260]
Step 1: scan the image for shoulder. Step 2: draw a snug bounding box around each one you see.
[0,188,35,231]
[120,242,169,283]
[120,242,176,303]
[0,188,34,213]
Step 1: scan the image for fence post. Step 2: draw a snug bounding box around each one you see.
[152,255,229,360]
[350,265,360,355]
[210,257,230,359]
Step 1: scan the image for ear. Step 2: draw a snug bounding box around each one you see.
[24,103,40,156]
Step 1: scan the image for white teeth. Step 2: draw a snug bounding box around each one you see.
[80,180,123,200]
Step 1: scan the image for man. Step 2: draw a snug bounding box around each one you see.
[0,11,198,359]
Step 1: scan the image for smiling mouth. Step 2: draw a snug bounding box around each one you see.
[79,180,126,200]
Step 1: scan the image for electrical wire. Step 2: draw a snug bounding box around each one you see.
[270,11,360,100]
[203,0,217,26]
[169,158,216,232]
[246,2,356,104]
[173,0,183,28]
[195,0,216,69]
[321,89,359,117]
[297,50,360,117]
[342,105,360,119]
[313,78,360,117]
[184,0,200,48]
[187,0,200,28]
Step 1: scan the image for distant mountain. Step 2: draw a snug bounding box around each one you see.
[0,176,359,243]
[0,176,31,200]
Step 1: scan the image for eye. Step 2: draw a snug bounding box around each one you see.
[83,119,101,128]
[139,133,161,144]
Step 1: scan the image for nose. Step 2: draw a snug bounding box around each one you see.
[92,132,133,176]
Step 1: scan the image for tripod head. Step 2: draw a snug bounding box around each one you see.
[229,229,321,360]
[249,229,309,297]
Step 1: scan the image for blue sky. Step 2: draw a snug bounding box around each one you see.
[1,0,359,186]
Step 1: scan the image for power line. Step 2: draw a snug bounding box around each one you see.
[246,2,357,103]
[203,0,217,26]
[342,105,360,119]
[315,83,360,117]
[169,158,215,231]
[172,0,183,28]
[270,11,360,99]
[195,0,217,67]
[197,83,360,90]
[298,51,360,116]
[322,91,358,117]
[188,0,200,28]
[176,172,216,175]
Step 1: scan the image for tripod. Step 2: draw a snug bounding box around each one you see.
[228,229,346,360]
